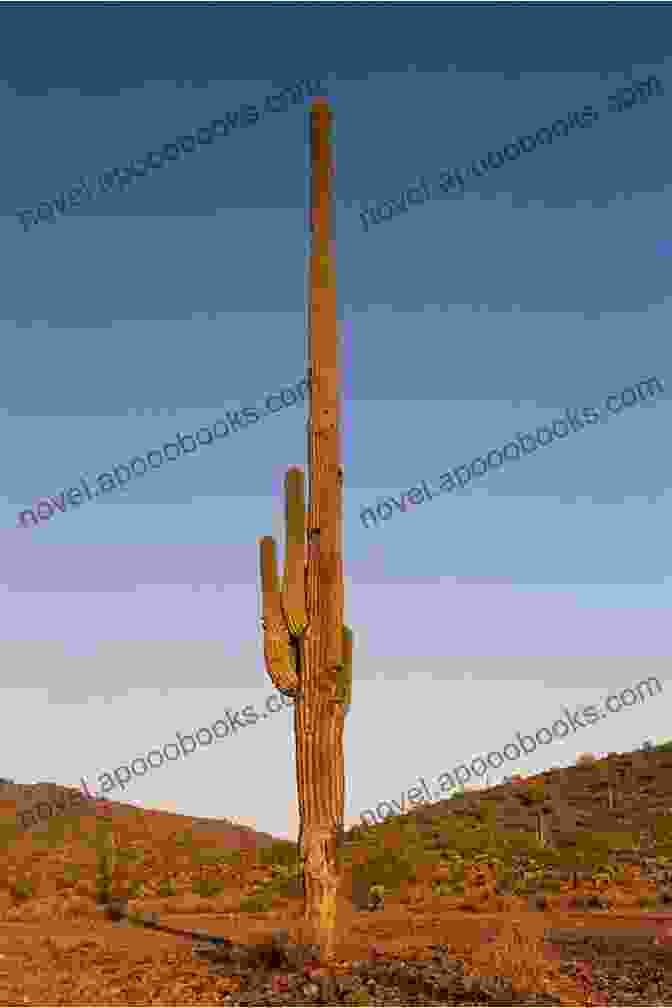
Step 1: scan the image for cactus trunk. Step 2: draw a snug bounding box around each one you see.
[258,98,345,961]
[295,98,343,961]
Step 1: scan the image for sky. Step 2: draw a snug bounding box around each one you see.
[1,2,670,842]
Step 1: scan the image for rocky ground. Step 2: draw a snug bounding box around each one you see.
[189,927,672,1005]
[193,933,566,1005]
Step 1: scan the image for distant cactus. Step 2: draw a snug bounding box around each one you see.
[95,828,117,904]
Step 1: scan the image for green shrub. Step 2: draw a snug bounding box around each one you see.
[638,894,658,909]
[90,823,116,852]
[45,818,66,847]
[252,861,303,901]
[443,862,466,883]
[431,880,455,897]
[352,847,418,893]
[158,878,177,897]
[0,819,18,849]
[258,841,298,869]
[174,829,194,848]
[217,849,244,867]
[192,878,225,898]
[496,829,542,854]
[61,864,81,887]
[239,892,274,913]
[496,868,516,888]
[11,878,34,901]
[654,816,672,844]
[117,846,145,864]
[587,830,635,851]
[126,880,145,899]
[531,849,564,867]
[194,848,232,867]
[439,849,463,864]
[270,862,300,880]
[452,828,490,855]
[345,992,370,1006]
[593,863,617,882]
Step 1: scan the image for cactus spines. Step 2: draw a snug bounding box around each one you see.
[260,536,299,694]
[281,468,308,637]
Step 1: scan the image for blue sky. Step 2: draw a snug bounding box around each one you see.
[1,2,670,840]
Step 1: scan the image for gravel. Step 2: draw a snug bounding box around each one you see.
[192,934,565,1005]
[549,928,672,1006]
[191,928,672,1005]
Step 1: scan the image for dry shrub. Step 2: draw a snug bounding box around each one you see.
[464,915,588,1005]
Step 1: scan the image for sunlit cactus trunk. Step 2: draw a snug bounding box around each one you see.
[258,99,348,961]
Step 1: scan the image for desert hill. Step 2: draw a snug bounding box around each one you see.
[0,745,672,1002]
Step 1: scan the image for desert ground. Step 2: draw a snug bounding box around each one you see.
[2,747,672,1004]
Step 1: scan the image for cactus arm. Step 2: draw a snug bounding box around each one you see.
[281,468,308,637]
[260,536,299,693]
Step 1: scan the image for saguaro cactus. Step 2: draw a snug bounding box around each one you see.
[95,827,117,904]
[258,98,349,961]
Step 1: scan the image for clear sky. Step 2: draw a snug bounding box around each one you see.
[2,2,670,841]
